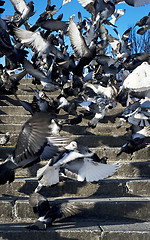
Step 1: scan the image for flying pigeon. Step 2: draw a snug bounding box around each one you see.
[77,0,115,23]
[0,112,67,185]
[35,141,120,191]
[9,0,35,27]
[0,18,28,68]
[26,192,79,230]
[0,0,5,14]
[117,62,150,106]
[136,12,150,35]
[117,126,150,156]
[68,15,96,76]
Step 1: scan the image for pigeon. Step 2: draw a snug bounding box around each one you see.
[88,111,106,128]
[117,126,150,156]
[0,0,5,14]
[136,12,150,35]
[0,18,28,69]
[0,132,10,146]
[84,81,117,99]
[0,112,67,185]
[9,0,35,27]
[0,67,27,93]
[35,141,94,191]
[110,8,125,26]
[26,192,79,230]
[23,59,59,91]
[116,62,150,106]
[126,98,150,127]
[57,96,78,115]
[77,0,115,23]
[13,26,64,68]
[68,15,96,76]
[108,27,132,60]
[123,52,150,71]
[35,141,120,191]
[29,2,63,32]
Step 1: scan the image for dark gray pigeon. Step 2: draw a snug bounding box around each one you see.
[26,192,79,230]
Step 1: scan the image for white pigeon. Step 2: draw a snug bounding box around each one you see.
[117,62,150,106]
[36,141,120,191]
[84,82,116,99]
[123,62,150,93]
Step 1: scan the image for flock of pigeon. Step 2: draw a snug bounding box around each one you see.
[0,0,150,230]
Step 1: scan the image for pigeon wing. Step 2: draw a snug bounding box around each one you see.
[14,27,48,54]
[10,0,27,14]
[69,16,90,58]
[77,158,120,182]
[41,19,67,31]
[14,112,53,165]
[77,0,95,14]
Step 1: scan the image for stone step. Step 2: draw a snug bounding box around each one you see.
[0,220,149,240]
[3,88,60,96]
[0,133,130,149]
[0,178,150,198]
[0,196,150,223]
[0,104,124,116]
[0,122,129,138]
[0,94,59,103]
[0,145,149,162]
[0,148,150,179]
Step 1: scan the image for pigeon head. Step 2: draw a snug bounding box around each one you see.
[64,141,78,150]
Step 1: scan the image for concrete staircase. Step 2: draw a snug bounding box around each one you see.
[0,78,150,240]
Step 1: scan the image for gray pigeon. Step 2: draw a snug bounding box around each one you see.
[26,192,79,230]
